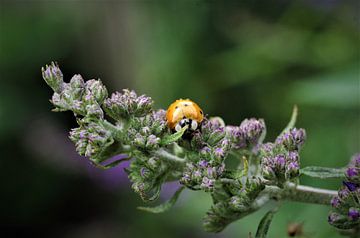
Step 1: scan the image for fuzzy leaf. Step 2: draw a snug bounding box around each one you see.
[281,105,298,134]
[255,207,278,238]
[137,186,185,213]
[160,126,188,146]
[300,166,345,179]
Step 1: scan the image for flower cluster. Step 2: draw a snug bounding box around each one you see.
[43,62,358,236]
[126,110,167,151]
[226,118,266,149]
[328,154,360,230]
[203,178,265,232]
[259,128,305,185]
[104,89,153,120]
[69,121,114,161]
[276,128,306,151]
[181,160,225,191]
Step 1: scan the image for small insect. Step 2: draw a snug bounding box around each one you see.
[166,99,204,132]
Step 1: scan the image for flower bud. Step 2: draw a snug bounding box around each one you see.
[145,134,160,150]
[201,119,226,146]
[69,74,85,96]
[276,128,306,151]
[84,79,108,104]
[201,177,215,191]
[239,118,265,146]
[348,208,360,221]
[104,89,153,120]
[69,122,114,161]
[42,62,64,93]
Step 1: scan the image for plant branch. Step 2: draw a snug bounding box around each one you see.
[154,149,186,164]
[265,182,337,205]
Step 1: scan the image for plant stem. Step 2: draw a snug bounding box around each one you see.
[265,182,337,205]
[154,149,186,164]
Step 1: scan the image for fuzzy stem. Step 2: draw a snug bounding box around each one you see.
[154,149,186,164]
[265,182,337,205]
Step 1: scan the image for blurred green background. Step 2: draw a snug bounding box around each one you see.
[0,1,359,237]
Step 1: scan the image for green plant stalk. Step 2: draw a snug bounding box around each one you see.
[264,182,337,205]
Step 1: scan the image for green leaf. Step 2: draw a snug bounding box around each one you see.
[255,207,279,238]
[137,186,185,213]
[300,166,345,179]
[160,126,188,146]
[281,105,298,134]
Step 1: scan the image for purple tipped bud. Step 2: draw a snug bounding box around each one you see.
[348,208,360,221]
[346,167,359,179]
[200,147,212,156]
[276,128,306,151]
[214,147,225,158]
[104,89,153,120]
[201,177,215,190]
[343,181,358,192]
[287,151,299,162]
[328,212,341,224]
[338,187,350,199]
[145,135,160,149]
[84,79,108,104]
[198,160,209,168]
[193,170,202,179]
[330,196,341,208]
[239,118,265,145]
[275,155,286,168]
[42,62,64,93]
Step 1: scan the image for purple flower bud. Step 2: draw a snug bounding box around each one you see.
[145,135,160,149]
[207,167,215,178]
[338,187,350,199]
[348,208,360,221]
[201,177,214,190]
[261,143,275,154]
[239,118,265,145]
[287,151,299,162]
[330,196,341,208]
[276,128,306,151]
[274,155,286,168]
[104,89,153,120]
[343,181,358,192]
[286,162,299,178]
[42,62,64,93]
[70,74,85,89]
[200,147,211,156]
[198,160,209,168]
[193,170,202,179]
[214,147,225,158]
[346,167,359,179]
[328,212,340,224]
[84,79,108,104]
[226,126,246,149]
[140,127,151,135]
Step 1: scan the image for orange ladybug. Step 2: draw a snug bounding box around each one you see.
[166,99,204,132]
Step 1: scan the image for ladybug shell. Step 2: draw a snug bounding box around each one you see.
[166,99,204,129]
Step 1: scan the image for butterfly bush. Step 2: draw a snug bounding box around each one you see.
[42,62,359,236]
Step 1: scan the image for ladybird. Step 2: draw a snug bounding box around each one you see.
[166,99,204,132]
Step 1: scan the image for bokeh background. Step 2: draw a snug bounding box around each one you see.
[0,1,359,237]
